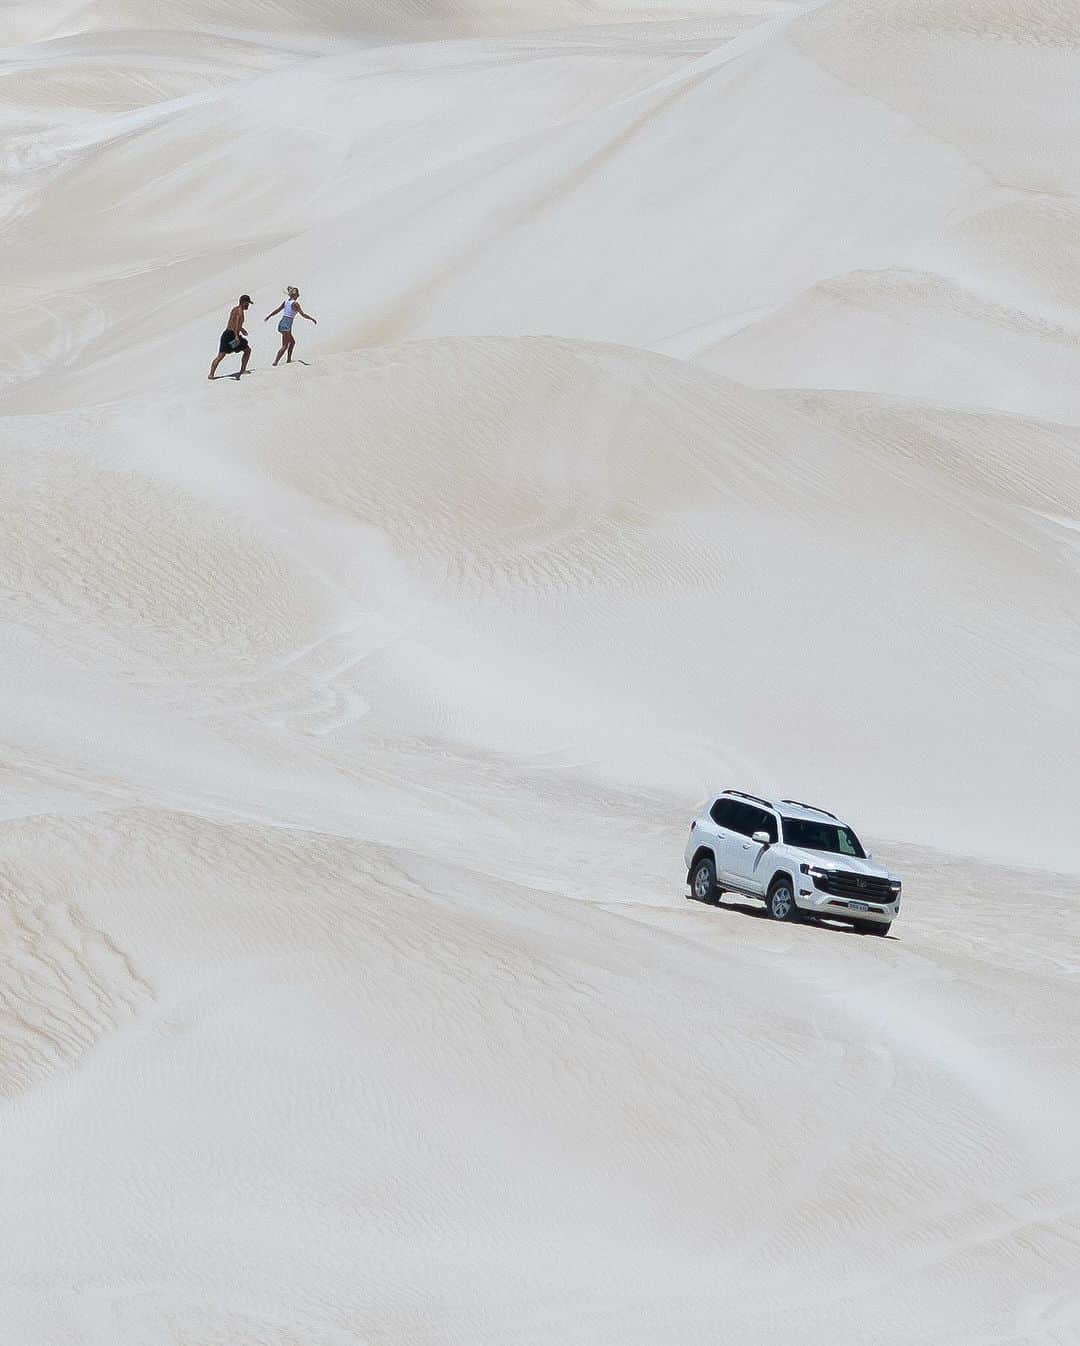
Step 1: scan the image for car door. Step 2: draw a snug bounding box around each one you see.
[708,798,749,883]
[721,805,777,894]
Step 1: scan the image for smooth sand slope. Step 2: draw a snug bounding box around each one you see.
[1,2,1079,1344]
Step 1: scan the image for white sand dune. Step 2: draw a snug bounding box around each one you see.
[2,1,1079,1343]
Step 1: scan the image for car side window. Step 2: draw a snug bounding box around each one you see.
[710,798,737,828]
[726,802,759,837]
[757,811,779,843]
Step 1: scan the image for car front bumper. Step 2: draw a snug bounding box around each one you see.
[795,889,897,923]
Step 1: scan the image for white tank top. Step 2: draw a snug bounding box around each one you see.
[283,298,296,319]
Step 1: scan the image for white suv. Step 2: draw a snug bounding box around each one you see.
[684,790,901,935]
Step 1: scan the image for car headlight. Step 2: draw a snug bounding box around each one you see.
[799,863,830,883]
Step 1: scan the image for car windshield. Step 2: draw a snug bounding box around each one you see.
[781,817,866,858]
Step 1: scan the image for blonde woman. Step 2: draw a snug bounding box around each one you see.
[265,287,317,365]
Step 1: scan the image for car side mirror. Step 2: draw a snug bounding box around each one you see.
[752,831,771,846]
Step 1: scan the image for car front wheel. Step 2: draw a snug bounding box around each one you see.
[689,855,718,905]
[766,877,802,922]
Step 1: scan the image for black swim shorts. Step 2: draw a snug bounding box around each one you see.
[219,329,249,355]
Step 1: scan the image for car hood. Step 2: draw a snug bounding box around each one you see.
[787,848,896,880]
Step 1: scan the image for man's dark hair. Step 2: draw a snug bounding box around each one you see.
[239,294,252,305]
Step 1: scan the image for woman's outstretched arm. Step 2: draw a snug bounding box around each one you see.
[265,303,284,321]
[297,304,317,324]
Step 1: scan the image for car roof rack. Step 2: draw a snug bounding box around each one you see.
[724,789,775,810]
[780,798,838,820]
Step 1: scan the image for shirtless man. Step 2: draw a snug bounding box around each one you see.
[208,294,252,379]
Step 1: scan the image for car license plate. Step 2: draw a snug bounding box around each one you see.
[850,901,870,912]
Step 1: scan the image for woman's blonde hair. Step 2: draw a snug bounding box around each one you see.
[286,286,300,298]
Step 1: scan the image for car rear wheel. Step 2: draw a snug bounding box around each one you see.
[766,877,802,922]
[853,919,891,937]
[689,855,718,905]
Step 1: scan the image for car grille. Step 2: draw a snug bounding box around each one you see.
[816,871,895,903]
